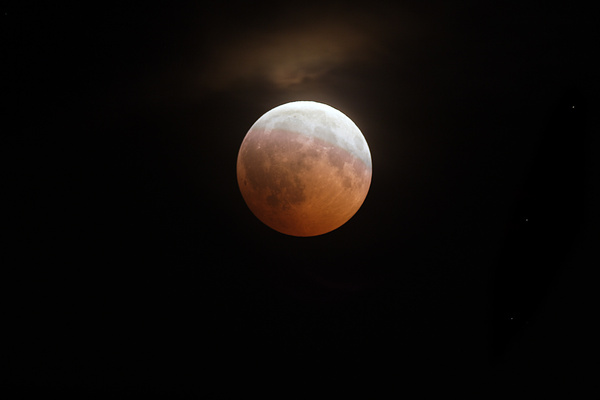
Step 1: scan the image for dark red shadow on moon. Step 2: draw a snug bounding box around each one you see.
[237,128,371,237]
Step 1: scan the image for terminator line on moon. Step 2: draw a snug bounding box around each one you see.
[237,101,372,236]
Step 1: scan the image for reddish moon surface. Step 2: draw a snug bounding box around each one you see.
[237,101,372,237]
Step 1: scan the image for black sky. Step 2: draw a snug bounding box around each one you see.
[4,1,598,396]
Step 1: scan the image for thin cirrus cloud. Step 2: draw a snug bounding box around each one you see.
[199,13,409,91]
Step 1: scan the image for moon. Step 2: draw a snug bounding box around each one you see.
[237,101,372,237]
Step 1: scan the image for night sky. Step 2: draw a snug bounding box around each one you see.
[5,1,598,396]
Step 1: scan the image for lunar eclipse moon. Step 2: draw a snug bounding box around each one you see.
[237,101,372,236]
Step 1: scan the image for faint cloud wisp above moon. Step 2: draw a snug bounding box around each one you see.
[199,12,408,91]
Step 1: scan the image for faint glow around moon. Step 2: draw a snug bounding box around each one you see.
[237,101,372,237]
